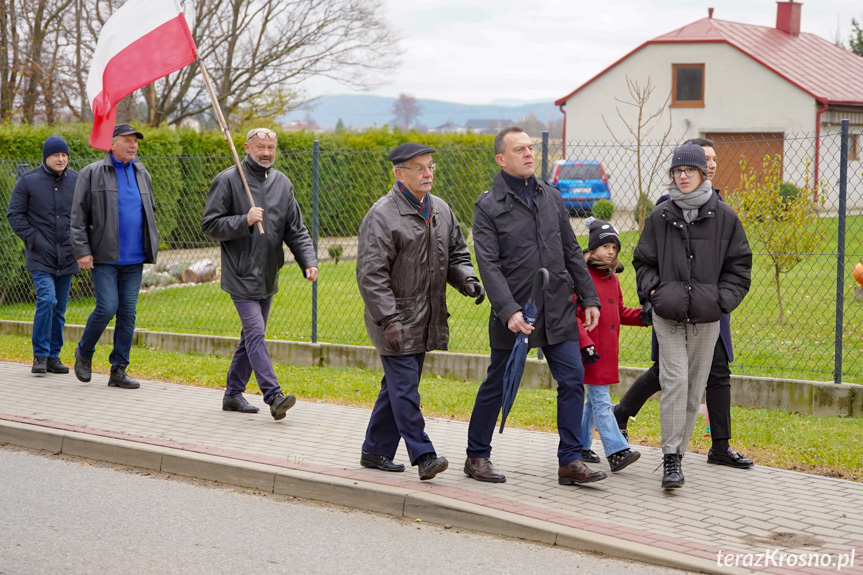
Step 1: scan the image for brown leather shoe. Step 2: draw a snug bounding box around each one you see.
[464,457,506,483]
[558,459,607,485]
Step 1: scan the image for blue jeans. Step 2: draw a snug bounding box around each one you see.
[77,263,143,368]
[362,353,434,465]
[581,383,630,457]
[225,295,282,405]
[467,340,586,467]
[31,272,73,358]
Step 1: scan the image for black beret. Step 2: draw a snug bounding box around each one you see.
[387,143,435,165]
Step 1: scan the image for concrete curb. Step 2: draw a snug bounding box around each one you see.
[0,418,752,575]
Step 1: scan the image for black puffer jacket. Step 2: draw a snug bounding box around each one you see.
[6,164,79,276]
[473,172,600,350]
[633,191,751,324]
[356,185,477,356]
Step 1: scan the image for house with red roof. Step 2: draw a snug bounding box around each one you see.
[555,2,863,210]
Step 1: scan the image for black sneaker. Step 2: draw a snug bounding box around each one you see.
[46,357,70,374]
[608,448,641,473]
[108,366,140,389]
[581,449,600,463]
[32,356,47,374]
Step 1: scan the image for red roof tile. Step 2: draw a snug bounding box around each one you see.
[555,16,863,107]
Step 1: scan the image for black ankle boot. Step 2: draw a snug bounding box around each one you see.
[661,454,684,489]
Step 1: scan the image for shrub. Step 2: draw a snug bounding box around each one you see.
[634,193,654,228]
[327,245,344,265]
[592,199,615,221]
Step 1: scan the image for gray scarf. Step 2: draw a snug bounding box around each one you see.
[668,180,713,222]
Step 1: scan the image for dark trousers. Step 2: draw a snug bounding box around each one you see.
[78,263,143,368]
[362,353,434,465]
[31,271,73,358]
[467,340,586,467]
[225,295,282,405]
[617,339,732,441]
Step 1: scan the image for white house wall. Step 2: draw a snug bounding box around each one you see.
[563,42,822,210]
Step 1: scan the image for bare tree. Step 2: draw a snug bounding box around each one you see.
[4,0,400,127]
[391,93,420,129]
[20,0,73,123]
[602,76,675,232]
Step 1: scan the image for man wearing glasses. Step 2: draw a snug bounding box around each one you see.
[202,128,318,420]
[356,142,485,480]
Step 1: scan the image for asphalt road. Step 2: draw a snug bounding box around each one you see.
[0,446,697,575]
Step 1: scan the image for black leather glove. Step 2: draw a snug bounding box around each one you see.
[384,321,404,353]
[581,345,600,365]
[463,280,486,305]
[641,302,653,326]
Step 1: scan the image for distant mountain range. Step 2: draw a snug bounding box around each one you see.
[283,94,562,130]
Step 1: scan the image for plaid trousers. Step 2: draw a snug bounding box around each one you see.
[653,315,720,455]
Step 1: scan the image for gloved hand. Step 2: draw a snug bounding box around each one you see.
[384,321,404,353]
[463,280,486,305]
[581,345,600,365]
[641,301,653,326]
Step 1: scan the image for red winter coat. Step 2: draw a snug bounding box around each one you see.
[576,265,644,385]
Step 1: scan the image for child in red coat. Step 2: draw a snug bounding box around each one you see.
[576,218,647,472]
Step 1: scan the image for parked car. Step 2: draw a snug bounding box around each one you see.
[549,160,611,215]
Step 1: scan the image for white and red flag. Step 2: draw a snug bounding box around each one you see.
[87,0,197,150]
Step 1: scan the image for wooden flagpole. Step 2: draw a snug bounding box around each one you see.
[197,56,264,235]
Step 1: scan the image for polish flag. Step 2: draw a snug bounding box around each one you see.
[87,0,197,150]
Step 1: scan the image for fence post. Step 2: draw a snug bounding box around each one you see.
[312,140,320,344]
[537,131,550,362]
[541,131,549,181]
[833,119,849,384]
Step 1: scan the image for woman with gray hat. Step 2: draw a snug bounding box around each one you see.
[632,143,751,489]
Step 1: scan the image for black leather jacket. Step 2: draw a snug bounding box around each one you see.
[202,156,317,300]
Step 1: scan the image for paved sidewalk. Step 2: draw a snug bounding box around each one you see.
[1,361,860,575]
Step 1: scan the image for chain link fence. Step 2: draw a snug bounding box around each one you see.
[1,125,862,383]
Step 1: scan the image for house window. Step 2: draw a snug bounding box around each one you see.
[671,64,705,108]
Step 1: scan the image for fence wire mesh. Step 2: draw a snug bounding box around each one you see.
[1,128,862,383]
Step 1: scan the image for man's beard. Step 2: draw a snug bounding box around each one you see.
[250,154,274,168]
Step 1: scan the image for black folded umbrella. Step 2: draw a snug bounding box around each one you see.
[499,268,549,433]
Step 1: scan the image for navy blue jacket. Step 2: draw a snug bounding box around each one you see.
[6,164,79,276]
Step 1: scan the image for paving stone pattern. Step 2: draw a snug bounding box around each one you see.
[1,362,861,574]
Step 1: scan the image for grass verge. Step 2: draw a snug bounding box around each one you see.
[0,333,860,482]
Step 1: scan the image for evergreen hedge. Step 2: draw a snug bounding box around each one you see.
[0,124,498,303]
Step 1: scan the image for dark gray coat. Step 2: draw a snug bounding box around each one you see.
[357,185,477,356]
[7,164,79,276]
[633,191,751,324]
[473,172,600,350]
[70,153,158,264]
[201,157,317,301]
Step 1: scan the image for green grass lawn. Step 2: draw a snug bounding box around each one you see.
[1,215,862,382]
[0,332,859,482]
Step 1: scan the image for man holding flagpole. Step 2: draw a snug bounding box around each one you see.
[202,128,318,420]
[70,124,157,389]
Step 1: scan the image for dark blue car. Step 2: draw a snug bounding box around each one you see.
[549,160,611,215]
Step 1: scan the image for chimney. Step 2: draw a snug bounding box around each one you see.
[708,7,714,19]
[776,1,802,36]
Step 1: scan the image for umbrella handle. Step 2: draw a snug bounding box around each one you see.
[531,268,549,302]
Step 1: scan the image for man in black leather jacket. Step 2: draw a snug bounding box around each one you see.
[202,128,317,420]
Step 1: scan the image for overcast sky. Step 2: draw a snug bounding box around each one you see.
[302,0,862,105]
